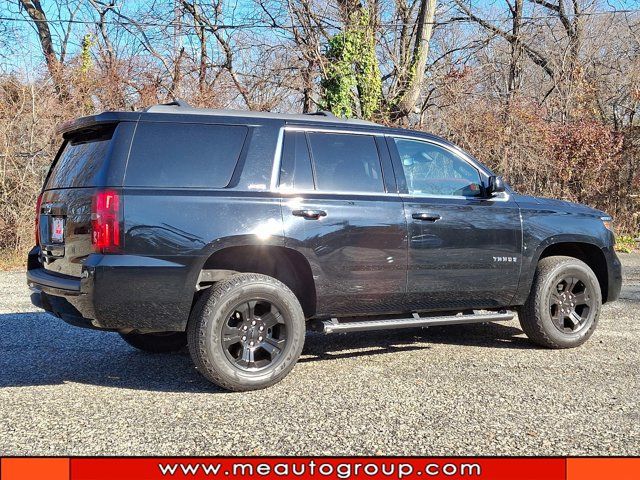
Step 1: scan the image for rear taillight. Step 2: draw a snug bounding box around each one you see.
[35,193,43,245]
[91,190,121,253]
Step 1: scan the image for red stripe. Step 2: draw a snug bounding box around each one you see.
[69,457,566,480]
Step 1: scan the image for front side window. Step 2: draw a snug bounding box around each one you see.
[394,138,482,197]
[307,132,384,193]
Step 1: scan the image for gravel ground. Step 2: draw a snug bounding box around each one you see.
[0,255,638,456]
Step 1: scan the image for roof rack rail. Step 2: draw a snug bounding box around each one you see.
[306,110,336,118]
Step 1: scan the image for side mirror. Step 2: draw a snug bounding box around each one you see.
[487,175,506,195]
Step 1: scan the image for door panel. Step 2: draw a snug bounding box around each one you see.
[403,196,521,310]
[388,135,522,310]
[283,194,407,316]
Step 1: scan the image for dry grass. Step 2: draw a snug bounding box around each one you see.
[0,249,27,271]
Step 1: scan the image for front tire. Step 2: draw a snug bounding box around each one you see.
[119,331,187,353]
[519,255,602,349]
[187,273,305,391]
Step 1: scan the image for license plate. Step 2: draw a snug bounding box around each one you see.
[51,217,65,243]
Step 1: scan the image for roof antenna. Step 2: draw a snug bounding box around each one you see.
[144,98,192,112]
[163,98,191,108]
[306,110,336,118]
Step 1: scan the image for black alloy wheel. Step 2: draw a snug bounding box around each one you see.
[187,273,305,391]
[549,275,594,334]
[519,255,602,349]
[221,300,287,371]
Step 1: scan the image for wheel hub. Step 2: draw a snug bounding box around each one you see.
[241,318,266,346]
[549,275,593,334]
[556,291,576,315]
[221,300,287,371]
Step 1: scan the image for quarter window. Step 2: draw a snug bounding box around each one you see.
[394,138,482,197]
[126,122,248,188]
[279,131,314,191]
[307,132,384,193]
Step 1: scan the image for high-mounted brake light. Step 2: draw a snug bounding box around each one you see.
[91,190,121,252]
[35,193,43,245]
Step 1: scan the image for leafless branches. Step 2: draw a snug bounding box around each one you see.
[0,0,638,253]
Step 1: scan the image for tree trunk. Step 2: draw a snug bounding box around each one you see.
[19,1,64,94]
[198,26,207,95]
[507,0,524,99]
[389,0,436,121]
[301,61,315,113]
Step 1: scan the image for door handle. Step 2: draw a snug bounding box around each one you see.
[412,212,441,222]
[293,209,327,220]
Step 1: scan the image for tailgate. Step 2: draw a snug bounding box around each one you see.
[38,187,96,277]
[38,123,124,277]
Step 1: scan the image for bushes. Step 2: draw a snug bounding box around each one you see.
[0,78,58,253]
[550,121,623,209]
[0,77,637,257]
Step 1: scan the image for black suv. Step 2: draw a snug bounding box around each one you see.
[28,101,622,391]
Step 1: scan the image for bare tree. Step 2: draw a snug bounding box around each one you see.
[507,0,525,98]
[286,0,327,112]
[452,0,555,80]
[387,0,437,120]
[17,1,69,94]
[181,1,255,107]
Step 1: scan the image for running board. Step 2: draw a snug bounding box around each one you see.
[312,311,515,334]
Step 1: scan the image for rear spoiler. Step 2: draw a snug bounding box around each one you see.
[57,100,192,136]
[56,111,141,137]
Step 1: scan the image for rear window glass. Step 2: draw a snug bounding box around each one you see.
[125,122,248,188]
[46,126,115,189]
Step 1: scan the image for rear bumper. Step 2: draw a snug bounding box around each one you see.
[27,248,98,328]
[29,288,103,330]
[27,267,81,292]
[27,247,196,332]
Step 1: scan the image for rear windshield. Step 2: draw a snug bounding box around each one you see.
[125,122,248,188]
[46,126,115,189]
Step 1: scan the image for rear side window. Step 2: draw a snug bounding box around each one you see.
[47,125,115,189]
[125,122,248,188]
[306,132,384,193]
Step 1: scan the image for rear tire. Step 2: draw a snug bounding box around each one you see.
[519,255,601,349]
[119,331,187,353]
[187,273,305,392]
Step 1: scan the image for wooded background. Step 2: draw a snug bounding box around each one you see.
[1,0,638,255]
